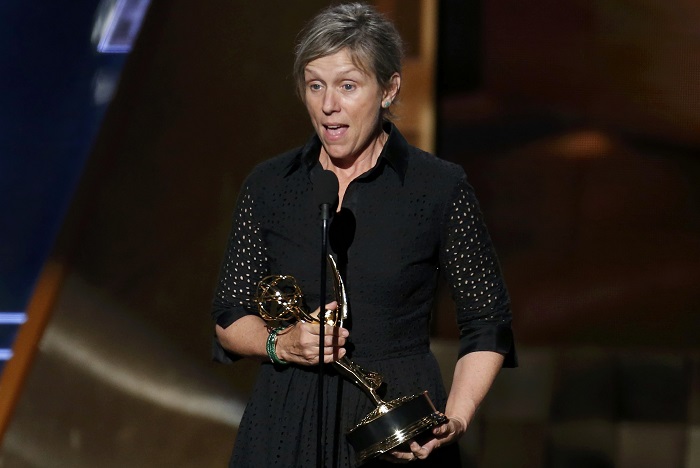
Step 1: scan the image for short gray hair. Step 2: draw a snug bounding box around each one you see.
[293,3,403,105]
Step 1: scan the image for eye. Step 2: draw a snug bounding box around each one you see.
[342,83,356,91]
[308,83,322,91]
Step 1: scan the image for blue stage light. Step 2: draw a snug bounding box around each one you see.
[93,0,151,53]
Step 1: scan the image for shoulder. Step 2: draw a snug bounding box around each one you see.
[384,123,465,187]
[242,146,304,189]
[405,145,466,188]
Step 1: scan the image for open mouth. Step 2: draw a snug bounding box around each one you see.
[324,124,348,138]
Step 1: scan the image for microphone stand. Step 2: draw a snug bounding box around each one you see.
[317,201,332,468]
[313,169,338,468]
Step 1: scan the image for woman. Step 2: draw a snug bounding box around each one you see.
[211,3,516,466]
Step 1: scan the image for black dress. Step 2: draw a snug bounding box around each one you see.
[212,123,516,467]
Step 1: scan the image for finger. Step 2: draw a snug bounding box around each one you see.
[336,326,349,337]
[380,454,411,464]
[420,438,441,454]
[322,343,346,355]
[310,301,338,321]
[335,347,346,360]
[410,441,432,460]
[432,421,450,436]
[323,333,347,347]
[387,449,417,463]
[323,323,349,338]
[309,326,349,343]
[325,347,346,363]
[433,417,464,442]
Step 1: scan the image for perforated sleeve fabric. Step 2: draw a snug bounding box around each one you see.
[211,182,269,364]
[441,177,516,366]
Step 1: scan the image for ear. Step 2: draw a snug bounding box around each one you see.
[382,73,401,102]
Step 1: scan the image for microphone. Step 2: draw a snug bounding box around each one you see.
[313,170,339,221]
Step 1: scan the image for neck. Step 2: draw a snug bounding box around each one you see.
[321,129,387,181]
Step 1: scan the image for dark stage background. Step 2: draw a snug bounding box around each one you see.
[1,0,699,467]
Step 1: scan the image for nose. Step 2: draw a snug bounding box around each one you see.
[322,90,339,115]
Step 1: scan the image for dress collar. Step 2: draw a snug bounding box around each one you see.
[285,121,409,184]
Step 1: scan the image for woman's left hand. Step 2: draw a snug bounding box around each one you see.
[381,416,467,463]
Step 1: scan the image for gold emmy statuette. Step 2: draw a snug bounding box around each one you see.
[255,256,447,465]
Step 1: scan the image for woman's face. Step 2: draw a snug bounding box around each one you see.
[303,48,399,164]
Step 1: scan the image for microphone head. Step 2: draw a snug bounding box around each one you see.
[313,170,339,207]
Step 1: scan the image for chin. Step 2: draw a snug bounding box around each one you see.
[323,145,350,160]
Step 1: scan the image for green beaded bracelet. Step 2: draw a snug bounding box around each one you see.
[266,326,288,365]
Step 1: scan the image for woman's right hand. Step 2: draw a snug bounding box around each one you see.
[275,302,349,365]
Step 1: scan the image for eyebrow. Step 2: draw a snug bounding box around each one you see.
[304,66,366,79]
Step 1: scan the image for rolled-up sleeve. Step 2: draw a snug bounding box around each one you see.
[211,182,269,364]
[440,175,517,368]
